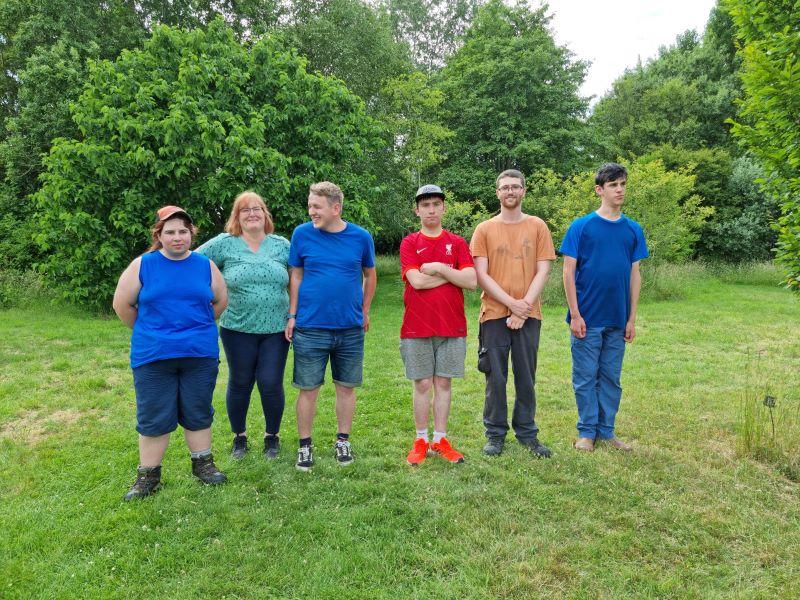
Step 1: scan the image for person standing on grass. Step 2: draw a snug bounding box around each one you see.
[470,169,556,458]
[284,182,377,471]
[560,163,649,453]
[113,206,228,501]
[196,191,290,461]
[400,184,477,466]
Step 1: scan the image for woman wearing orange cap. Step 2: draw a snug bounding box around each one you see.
[113,206,228,501]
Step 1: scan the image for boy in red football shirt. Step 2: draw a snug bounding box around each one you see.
[400,185,477,465]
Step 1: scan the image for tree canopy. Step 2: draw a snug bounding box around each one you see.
[34,20,381,310]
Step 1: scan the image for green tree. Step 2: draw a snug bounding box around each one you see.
[437,0,588,207]
[282,0,413,102]
[727,0,800,290]
[34,20,381,311]
[589,5,741,159]
[383,0,484,71]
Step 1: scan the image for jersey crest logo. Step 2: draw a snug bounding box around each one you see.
[445,243,453,255]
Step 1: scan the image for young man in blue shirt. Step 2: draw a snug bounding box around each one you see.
[560,163,649,452]
[285,182,377,470]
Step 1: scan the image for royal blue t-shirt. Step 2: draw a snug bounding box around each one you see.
[559,212,649,329]
[288,221,376,329]
[130,251,219,368]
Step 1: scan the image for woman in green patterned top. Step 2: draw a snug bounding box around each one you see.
[197,191,290,460]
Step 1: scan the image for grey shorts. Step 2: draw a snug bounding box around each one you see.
[399,336,466,380]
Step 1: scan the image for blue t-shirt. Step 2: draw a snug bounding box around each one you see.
[288,221,376,329]
[130,251,219,368]
[559,212,649,329]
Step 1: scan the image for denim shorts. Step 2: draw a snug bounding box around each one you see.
[292,327,364,389]
[133,357,219,436]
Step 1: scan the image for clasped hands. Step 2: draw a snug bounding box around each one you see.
[506,298,531,330]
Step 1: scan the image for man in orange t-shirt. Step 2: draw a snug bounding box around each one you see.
[470,169,556,457]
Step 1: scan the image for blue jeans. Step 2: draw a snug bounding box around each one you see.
[292,327,364,389]
[571,327,626,439]
[219,327,289,436]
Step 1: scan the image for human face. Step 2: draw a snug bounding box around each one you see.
[308,193,340,230]
[238,202,266,234]
[158,217,192,259]
[496,177,525,210]
[595,177,627,209]
[415,196,445,230]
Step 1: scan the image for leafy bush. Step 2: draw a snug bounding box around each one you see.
[524,158,712,262]
[34,20,382,311]
[441,199,490,243]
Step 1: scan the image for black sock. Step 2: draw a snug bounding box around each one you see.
[336,433,349,441]
[299,437,312,447]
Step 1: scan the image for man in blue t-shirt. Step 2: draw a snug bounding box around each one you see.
[560,163,649,453]
[285,181,377,471]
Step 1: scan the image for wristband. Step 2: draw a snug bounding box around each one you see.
[287,314,296,320]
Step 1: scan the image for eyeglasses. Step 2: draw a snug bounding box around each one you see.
[497,184,524,192]
[240,206,264,215]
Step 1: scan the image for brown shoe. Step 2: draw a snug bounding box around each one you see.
[573,437,594,452]
[605,437,633,452]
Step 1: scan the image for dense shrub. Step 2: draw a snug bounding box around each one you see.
[34,20,381,311]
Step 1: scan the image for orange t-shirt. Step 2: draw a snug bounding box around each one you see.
[470,215,556,323]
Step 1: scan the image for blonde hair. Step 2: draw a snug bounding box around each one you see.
[225,191,275,236]
[309,181,344,206]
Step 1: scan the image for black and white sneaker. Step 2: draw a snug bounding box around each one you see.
[296,445,314,471]
[334,439,354,466]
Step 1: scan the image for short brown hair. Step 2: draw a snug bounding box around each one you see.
[496,169,526,188]
[225,191,275,236]
[149,213,197,251]
[309,181,344,206]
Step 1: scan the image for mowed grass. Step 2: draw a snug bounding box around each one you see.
[1,261,799,598]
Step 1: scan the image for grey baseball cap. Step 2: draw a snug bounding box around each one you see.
[414,184,445,202]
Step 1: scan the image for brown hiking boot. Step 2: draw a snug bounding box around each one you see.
[123,465,162,501]
[573,437,595,452]
[605,437,633,452]
[191,454,227,485]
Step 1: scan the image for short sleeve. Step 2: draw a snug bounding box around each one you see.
[361,230,376,268]
[470,222,487,257]
[275,235,290,267]
[288,227,303,268]
[535,219,557,260]
[559,220,581,259]
[454,235,474,269]
[195,233,226,268]
[399,235,419,280]
[632,222,649,262]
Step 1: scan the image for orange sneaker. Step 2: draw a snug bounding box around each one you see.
[431,437,465,463]
[406,438,429,466]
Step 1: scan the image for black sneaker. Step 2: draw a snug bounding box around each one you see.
[334,439,354,466]
[123,466,162,501]
[296,445,314,471]
[483,437,505,456]
[264,435,280,460]
[520,437,552,458]
[191,454,227,484]
[231,435,248,460]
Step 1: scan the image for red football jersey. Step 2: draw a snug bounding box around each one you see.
[400,230,474,338]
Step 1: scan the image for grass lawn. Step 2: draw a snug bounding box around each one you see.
[1,261,799,598]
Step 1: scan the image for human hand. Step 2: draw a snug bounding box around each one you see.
[624,319,636,342]
[506,314,525,330]
[570,315,586,338]
[284,317,295,341]
[363,312,370,333]
[420,262,444,276]
[508,298,531,319]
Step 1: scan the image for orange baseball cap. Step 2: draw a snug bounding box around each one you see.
[156,205,193,223]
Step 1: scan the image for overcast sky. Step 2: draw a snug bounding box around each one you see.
[543,0,718,104]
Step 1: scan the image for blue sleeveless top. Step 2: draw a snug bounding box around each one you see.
[130,251,219,368]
